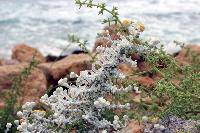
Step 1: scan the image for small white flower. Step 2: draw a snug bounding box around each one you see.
[159,125,165,130]
[154,124,160,129]
[53,113,59,118]
[114,115,119,121]
[94,101,100,108]
[28,124,34,131]
[123,115,129,120]
[17,111,23,117]
[94,97,110,108]
[56,87,63,93]
[142,116,148,122]
[14,120,19,126]
[17,125,23,132]
[125,103,130,109]
[6,123,12,128]
[58,78,68,86]
[22,102,35,111]
[40,94,49,103]
[134,86,141,94]
[102,130,107,133]
[21,122,27,128]
[70,72,78,78]
[82,114,90,120]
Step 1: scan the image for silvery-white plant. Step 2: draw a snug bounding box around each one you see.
[8,20,148,133]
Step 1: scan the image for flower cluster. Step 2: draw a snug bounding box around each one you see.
[122,19,145,38]
[12,32,142,132]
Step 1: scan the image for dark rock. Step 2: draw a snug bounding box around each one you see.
[46,55,67,62]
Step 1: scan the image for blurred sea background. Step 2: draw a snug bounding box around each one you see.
[0,0,200,58]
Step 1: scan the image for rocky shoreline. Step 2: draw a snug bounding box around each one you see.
[0,39,199,132]
[0,41,200,108]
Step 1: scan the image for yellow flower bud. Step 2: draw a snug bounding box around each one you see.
[136,22,145,32]
[150,117,159,123]
[33,110,46,113]
[122,19,132,27]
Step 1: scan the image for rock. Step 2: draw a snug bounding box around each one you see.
[131,53,145,62]
[121,120,144,133]
[0,100,4,109]
[0,58,19,66]
[72,50,88,54]
[93,24,122,52]
[0,64,47,107]
[118,64,135,75]
[175,45,200,65]
[18,68,47,104]
[0,63,28,91]
[46,55,67,62]
[39,54,92,81]
[137,62,151,72]
[132,93,153,104]
[130,76,154,87]
[12,44,46,63]
[93,37,112,52]
[104,24,121,40]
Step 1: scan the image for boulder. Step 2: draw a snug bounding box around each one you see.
[104,24,121,40]
[0,63,28,91]
[137,62,151,72]
[0,100,4,109]
[130,76,154,87]
[118,63,135,75]
[39,54,92,81]
[12,44,46,63]
[121,120,144,133]
[0,64,47,107]
[93,24,121,52]
[18,68,47,104]
[46,54,67,62]
[175,45,200,65]
[0,58,19,66]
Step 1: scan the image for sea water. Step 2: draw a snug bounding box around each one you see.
[0,0,200,57]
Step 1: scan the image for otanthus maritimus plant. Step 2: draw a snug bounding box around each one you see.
[6,0,200,132]
[14,36,141,132]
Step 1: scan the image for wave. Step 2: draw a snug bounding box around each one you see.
[0,0,200,57]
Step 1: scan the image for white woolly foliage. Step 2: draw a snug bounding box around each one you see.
[15,37,140,132]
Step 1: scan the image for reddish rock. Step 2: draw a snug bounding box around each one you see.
[0,100,4,109]
[121,120,144,133]
[131,53,143,61]
[93,24,121,52]
[12,44,46,63]
[0,63,28,91]
[93,38,112,52]
[137,62,151,72]
[0,64,47,107]
[39,54,92,81]
[0,58,19,66]
[104,25,118,35]
[104,24,121,40]
[175,45,200,65]
[20,68,47,104]
[118,63,135,75]
[130,76,154,87]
